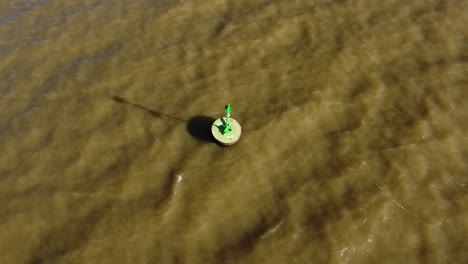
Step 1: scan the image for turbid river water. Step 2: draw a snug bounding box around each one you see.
[0,0,467,263]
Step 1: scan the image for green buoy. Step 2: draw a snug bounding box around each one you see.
[211,104,241,146]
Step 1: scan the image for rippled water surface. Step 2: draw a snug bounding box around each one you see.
[0,0,467,263]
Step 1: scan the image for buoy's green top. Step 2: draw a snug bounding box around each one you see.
[223,104,232,135]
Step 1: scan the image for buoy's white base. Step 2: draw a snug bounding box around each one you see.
[211,118,242,146]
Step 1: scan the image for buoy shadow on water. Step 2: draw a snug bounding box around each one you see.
[112,96,224,144]
[186,116,216,142]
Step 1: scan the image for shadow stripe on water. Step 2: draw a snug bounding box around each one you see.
[112,96,216,143]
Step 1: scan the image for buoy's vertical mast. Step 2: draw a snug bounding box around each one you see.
[224,104,232,134]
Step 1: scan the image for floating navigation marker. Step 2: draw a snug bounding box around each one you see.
[211,104,241,146]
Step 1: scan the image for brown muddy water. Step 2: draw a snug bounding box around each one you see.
[0,0,467,263]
